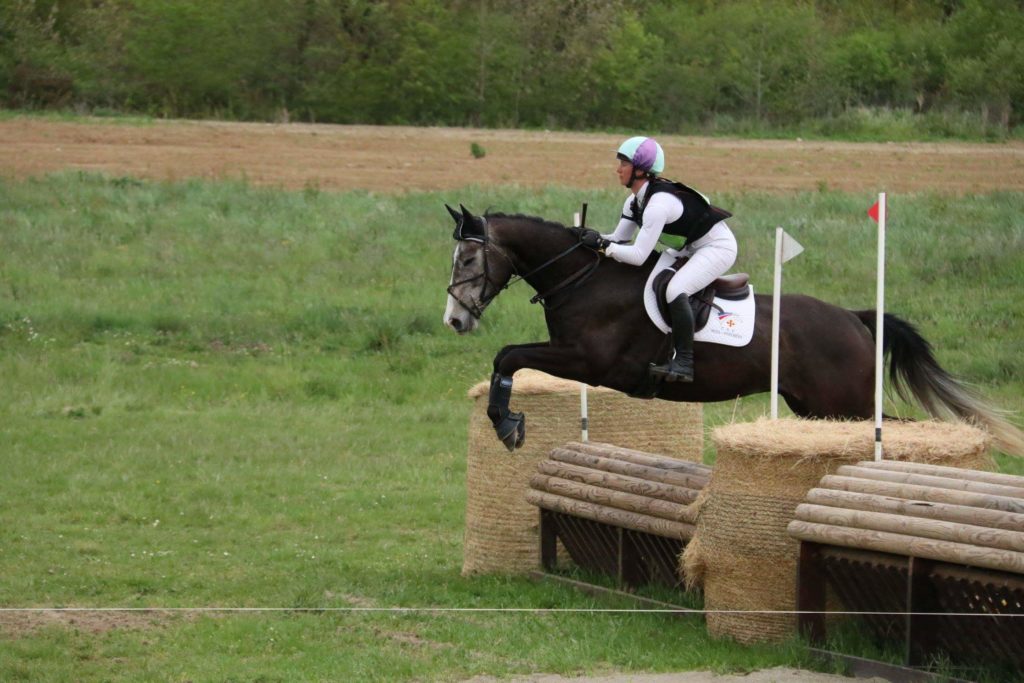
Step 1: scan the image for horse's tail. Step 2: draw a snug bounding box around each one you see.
[855,310,1024,457]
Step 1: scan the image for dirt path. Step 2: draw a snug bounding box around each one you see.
[465,667,884,683]
[2,118,1022,194]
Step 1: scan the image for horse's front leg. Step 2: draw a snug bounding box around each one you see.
[487,342,593,451]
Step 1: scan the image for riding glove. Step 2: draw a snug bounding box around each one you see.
[579,228,610,251]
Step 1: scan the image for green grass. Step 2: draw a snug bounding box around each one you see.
[0,173,1022,680]
[3,107,1023,143]
[682,106,1024,143]
[0,108,159,127]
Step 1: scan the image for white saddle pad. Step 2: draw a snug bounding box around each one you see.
[643,251,756,348]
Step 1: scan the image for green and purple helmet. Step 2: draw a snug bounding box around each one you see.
[616,136,665,175]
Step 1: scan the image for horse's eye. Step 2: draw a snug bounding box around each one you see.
[462,257,476,267]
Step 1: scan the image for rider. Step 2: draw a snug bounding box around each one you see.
[580,136,737,382]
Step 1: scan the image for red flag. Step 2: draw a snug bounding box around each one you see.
[867,201,880,222]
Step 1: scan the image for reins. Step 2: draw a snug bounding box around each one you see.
[526,243,601,309]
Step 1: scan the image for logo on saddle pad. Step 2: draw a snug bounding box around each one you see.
[644,252,756,348]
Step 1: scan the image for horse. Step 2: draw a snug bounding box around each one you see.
[442,204,1024,456]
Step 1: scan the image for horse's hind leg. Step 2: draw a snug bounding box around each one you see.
[778,302,876,420]
[782,377,873,420]
[780,343,874,419]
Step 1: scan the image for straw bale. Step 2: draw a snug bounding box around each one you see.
[462,370,703,576]
[684,417,992,644]
[711,417,992,467]
[467,369,585,397]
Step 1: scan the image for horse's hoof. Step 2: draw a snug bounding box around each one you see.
[513,415,526,449]
[496,412,526,452]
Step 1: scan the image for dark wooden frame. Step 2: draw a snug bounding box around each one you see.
[797,541,1024,677]
[538,508,688,592]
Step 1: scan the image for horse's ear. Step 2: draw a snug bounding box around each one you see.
[456,204,485,241]
[446,203,466,240]
[445,203,461,224]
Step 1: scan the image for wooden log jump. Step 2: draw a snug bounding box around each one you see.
[834,465,1024,499]
[531,442,706,534]
[794,503,1024,553]
[792,461,1024,572]
[549,447,709,490]
[560,441,712,477]
[804,487,1024,532]
[529,474,695,524]
[852,459,1024,488]
[819,474,1024,513]
[791,458,1024,669]
[535,460,699,506]
[525,489,695,541]
[788,519,1024,574]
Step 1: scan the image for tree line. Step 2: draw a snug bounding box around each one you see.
[3,0,1023,136]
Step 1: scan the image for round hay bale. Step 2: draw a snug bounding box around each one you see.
[683,417,992,644]
[462,369,703,576]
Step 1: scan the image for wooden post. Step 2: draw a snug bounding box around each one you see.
[797,541,828,645]
[618,528,645,588]
[540,508,557,571]
[905,556,940,667]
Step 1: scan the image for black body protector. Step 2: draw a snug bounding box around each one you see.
[633,179,733,384]
[628,178,733,249]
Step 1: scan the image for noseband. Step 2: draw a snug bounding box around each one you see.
[447,218,599,320]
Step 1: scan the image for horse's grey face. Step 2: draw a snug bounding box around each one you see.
[444,239,486,334]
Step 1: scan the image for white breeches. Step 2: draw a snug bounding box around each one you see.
[665,221,738,301]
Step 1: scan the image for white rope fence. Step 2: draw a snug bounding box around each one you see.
[1,607,1020,617]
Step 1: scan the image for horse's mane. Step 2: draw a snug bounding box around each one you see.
[484,211,569,232]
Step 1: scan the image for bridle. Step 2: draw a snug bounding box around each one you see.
[447,218,601,320]
[446,235,514,320]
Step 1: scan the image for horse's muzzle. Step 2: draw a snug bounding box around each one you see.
[446,315,477,335]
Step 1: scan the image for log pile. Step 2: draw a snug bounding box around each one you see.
[462,370,702,577]
[526,441,710,541]
[788,459,1024,574]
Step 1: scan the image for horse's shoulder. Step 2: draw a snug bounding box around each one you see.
[591,253,657,293]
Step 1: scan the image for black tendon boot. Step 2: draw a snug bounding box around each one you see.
[650,295,695,382]
[486,373,526,451]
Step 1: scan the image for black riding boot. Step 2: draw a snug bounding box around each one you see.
[650,295,695,382]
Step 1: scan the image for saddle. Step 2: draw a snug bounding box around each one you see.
[651,257,751,332]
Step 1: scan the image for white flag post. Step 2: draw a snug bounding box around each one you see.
[574,209,590,442]
[770,227,804,419]
[873,193,887,461]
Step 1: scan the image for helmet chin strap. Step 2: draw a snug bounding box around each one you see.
[618,156,651,191]
[627,169,648,191]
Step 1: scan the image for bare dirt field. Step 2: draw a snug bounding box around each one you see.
[466,670,884,683]
[2,118,1023,194]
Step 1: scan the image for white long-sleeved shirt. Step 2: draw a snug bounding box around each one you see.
[602,181,684,265]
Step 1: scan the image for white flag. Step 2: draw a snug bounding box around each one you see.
[781,230,804,263]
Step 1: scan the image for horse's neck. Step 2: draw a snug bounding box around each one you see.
[492,218,584,283]
[492,217,656,297]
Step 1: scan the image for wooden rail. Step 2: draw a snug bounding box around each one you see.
[791,460,1024,673]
